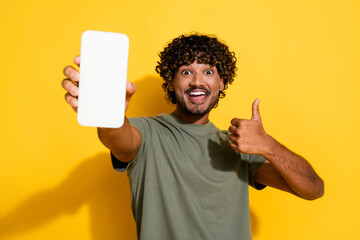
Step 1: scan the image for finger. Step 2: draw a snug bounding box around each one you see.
[230,118,248,128]
[63,66,79,82]
[74,55,80,66]
[126,81,136,99]
[230,118,240,127]
[62,78,79,96]
[229,142,239,151]
[65,92,78,109]
[228,125,238,135]
[228,134,238,143]
[251,99,261,121]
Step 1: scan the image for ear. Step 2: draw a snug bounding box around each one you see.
[219,79,224,91]
[168,81,174,91]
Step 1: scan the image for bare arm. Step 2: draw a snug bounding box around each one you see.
[255,140,324,200]
[228,99,324,200]
[97,118,141,162]
[62,56,141,163]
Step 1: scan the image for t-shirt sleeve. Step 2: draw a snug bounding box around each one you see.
[111,152,130,172]
[110,117,149,172]
[247,154,267,190]
[128,117,149,138]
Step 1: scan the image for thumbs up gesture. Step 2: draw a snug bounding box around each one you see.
[228,99,272,154]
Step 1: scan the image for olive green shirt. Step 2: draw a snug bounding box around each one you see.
[112,114,266,240]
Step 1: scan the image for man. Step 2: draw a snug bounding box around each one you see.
[62,33,324,240]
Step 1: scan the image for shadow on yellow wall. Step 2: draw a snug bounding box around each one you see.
[126,75,175,117]
[0,153,136,239]
[0,74,259,239]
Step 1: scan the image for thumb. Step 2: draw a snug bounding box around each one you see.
[125,81,136,112]
[126,81,136,100]
[251,99,261,121]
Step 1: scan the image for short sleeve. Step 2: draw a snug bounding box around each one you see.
[110,117,150,173]
[111,152,130,172]
[247,154,267,190]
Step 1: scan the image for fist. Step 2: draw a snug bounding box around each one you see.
[228,99,271,154]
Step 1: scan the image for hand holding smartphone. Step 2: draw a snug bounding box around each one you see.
[77,30,129,128]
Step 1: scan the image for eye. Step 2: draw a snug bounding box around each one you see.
[204,69,213,75]
[181,70,191,75]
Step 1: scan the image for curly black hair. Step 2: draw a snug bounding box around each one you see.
[155,33,237,104]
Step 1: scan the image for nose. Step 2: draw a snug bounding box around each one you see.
[190,72,203,87]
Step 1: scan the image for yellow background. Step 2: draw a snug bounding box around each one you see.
[1,0,359,239]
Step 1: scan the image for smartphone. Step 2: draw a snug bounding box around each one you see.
[77,30,129,128]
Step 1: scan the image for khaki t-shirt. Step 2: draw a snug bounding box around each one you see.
[112,114,266,240]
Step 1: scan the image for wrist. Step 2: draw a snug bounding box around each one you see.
[260,134,279,159]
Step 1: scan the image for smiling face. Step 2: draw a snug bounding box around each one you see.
[155,34,238,123]
[170,61,224,117]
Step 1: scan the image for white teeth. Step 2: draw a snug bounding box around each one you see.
[188,92,206,96]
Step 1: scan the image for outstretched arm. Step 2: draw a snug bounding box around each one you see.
[228,99,324,200]
[62,56,141,163]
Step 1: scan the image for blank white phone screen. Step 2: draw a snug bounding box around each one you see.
[77,30,129,128]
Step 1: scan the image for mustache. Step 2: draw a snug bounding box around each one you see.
[184,86,211,95]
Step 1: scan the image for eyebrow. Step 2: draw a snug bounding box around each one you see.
[179,64,215,69]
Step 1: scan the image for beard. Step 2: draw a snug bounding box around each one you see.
[175,93,220,116]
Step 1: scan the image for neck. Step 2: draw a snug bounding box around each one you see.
[172,107,210,125]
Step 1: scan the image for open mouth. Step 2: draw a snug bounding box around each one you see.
[185,88,210,103]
